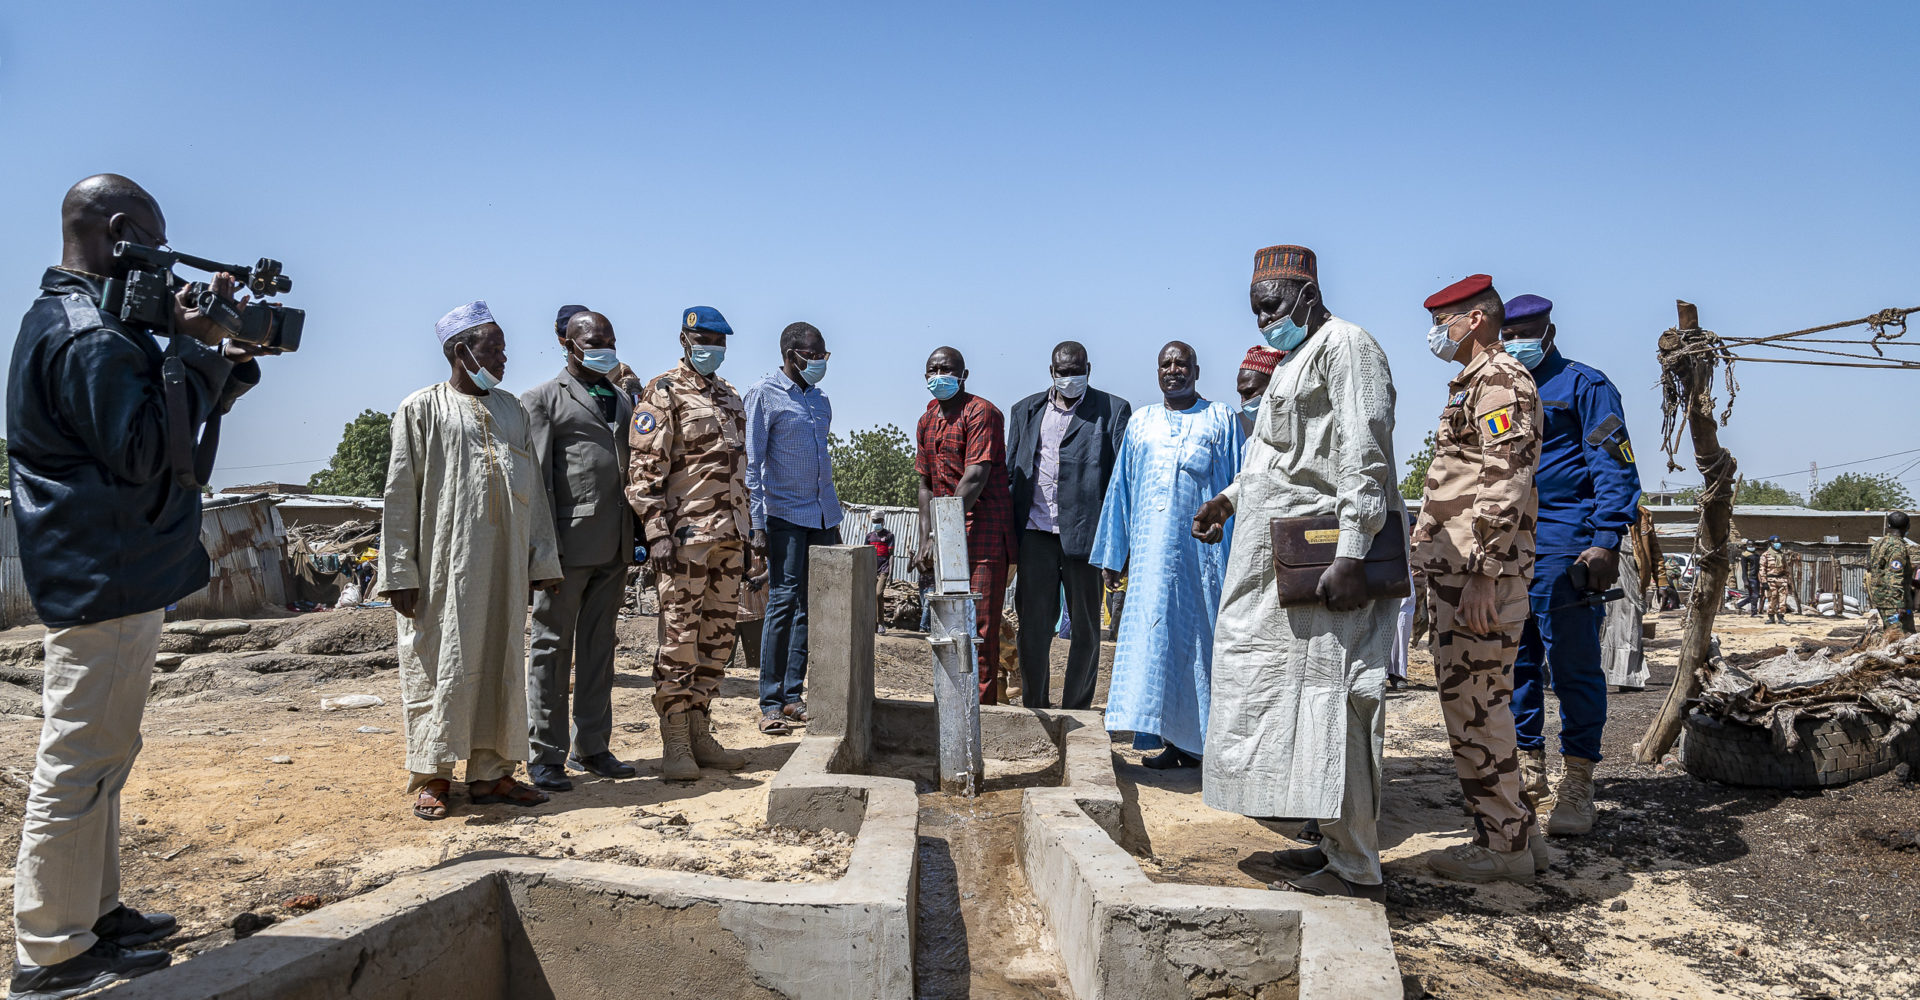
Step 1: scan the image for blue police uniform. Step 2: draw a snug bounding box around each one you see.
[1511,322,1641,763]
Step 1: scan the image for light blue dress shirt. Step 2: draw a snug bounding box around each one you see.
[744,371,842,531]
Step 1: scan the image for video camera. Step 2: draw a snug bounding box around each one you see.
[100,242,304,352]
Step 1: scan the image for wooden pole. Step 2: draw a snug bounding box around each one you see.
[1636,301,1740,763]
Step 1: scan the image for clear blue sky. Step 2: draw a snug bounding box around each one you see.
[2,2,1914,497]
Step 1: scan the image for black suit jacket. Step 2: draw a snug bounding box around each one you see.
[1006,387,1131,560]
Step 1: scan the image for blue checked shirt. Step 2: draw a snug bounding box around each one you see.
[744,371,842,532]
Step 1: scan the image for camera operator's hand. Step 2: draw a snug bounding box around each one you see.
[385,588,421,619]
[172,272,241,347]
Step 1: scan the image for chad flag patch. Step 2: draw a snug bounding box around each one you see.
[1482,407,1514,438]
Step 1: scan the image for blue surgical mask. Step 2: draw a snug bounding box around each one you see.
[927,374,961,400]
[1241,398,1261,425]
[800,357,828,385]
[579,347,620,374]
[688,345,725,376]
[1503,338,1546,370]
[460,345,500,392]
[1427,320,1462,363]
[1261,315,1308,352]
[1052,374,1088,399]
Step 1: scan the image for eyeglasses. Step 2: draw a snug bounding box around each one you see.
[792,349,830,361]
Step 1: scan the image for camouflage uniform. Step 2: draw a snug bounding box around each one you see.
[1410,347,1541,854]
[627,359,751,716]
[1867,533,1915,641]
[1760,548,1790,617]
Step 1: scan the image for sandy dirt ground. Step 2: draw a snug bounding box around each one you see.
[0,601,1914,1000]
[1123,609,1920,1000]
[0,608,848,966]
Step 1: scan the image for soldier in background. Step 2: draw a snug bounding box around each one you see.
[1760,535,1791,624]
[1410,274,1544,885]
[1867,512,1915,643]
[627,307,753,780]
[1733,540,1763,617]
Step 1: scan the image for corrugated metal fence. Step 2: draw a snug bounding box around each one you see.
[173,495,289,619]
[837,504,920,579]
[0,497,36,629]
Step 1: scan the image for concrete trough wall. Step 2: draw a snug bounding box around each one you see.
[1018,712,1401,1000]
[113,854,916,1000]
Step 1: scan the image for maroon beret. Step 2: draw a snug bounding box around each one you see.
[1423,274,1494,311]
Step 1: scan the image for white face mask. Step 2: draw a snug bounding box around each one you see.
[1052,374,1088,399]
[1427,317,1463,362]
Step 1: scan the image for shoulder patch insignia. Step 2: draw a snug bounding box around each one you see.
[1446,391,1468,408]
[632,406,660,436]
[1894,559,1905,572]
[1618,439,1635,464]
[1482,407,1513,438]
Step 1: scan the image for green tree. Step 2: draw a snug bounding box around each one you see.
[1399,432,1435,500]
[829,423,919,507]
[1809,472,1912,512]
[1734,479,1804,506]
[308,410,394,497]
[0,437,8,490]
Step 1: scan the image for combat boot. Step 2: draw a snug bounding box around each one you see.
[688,708,747,770]
[1427,842,1535,884]
[657,711,701,781]
[1549,756,1597,836]
[1520,748,1554,814]
[1529,830,1551,873]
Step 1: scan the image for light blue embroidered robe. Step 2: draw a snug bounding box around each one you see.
[1089,399,1244,755]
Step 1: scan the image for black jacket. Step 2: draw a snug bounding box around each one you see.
[7,268,259,626]
[1005,386,1131,560]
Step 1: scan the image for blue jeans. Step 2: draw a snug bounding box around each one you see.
[759,516,842,713]
[1513,554,1609,761]
[918,585,933,631]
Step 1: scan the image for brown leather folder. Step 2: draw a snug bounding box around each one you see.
[1269,515,1412,607]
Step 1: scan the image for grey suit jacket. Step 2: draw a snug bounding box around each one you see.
[524,369,636,568]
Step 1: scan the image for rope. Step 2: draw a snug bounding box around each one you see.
[1666,306,1919,369]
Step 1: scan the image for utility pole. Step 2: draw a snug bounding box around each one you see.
[1637,301,1740,763]
[1809,461,1819,498]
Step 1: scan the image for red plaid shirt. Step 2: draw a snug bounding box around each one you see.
[915,393,1015,565]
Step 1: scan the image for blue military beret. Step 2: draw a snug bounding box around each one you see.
[681,306,732,336]
[1504,294,1553,324]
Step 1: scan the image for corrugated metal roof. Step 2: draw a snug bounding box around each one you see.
[1643,504,1886,518]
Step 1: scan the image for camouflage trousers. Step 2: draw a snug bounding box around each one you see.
[1429,574,1538,854]
[1764,579,1789,615]
[1877,606,1914,643]
[654,538,745,717]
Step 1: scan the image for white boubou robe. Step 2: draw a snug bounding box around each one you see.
[378,382,562,774]
[1202,318,1403,820]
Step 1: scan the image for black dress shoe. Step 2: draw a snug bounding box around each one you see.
[9,940,170,1000]
[568,751,637,779]
[91,904,176,948]
[1141,746,1201,770]
[528,763,573,791]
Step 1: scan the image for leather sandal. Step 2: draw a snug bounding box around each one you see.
[758,712,792,736]
[412,779,451,821]
[469,777,548,807]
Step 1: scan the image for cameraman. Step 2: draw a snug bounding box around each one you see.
[6,174,260,998]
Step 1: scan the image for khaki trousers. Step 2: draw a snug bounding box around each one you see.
[14,610,164,967]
